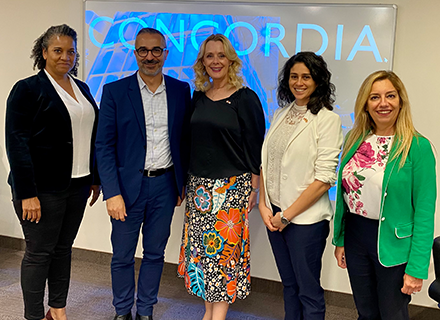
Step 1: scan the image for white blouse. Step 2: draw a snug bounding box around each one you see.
[266,103,307,207]
[45,70,95,178]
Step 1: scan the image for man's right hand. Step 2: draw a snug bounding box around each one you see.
[106,195,127,221]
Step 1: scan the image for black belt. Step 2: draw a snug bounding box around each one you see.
[143,166,174,177]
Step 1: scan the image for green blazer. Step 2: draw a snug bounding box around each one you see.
[333,133,436,279]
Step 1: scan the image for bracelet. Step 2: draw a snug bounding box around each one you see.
[251,186,259,193]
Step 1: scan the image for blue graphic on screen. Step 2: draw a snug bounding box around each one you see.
[85,10,281,128]
[84,10,344,200]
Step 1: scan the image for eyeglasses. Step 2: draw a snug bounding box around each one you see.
[135,46,166,58]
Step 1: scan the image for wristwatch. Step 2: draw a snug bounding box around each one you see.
[280,211,290,226]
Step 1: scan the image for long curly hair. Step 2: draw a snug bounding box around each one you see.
[342,70,416,168]
[193,34,243,92]
[31,24,79,76]
[277,51,335,114]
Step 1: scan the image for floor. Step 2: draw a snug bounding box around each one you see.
[0,247,438,319]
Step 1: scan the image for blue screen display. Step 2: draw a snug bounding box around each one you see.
[85,10,285,129]
[84,4,396,201]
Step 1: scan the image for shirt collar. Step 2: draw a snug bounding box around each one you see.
[137,71,166,94]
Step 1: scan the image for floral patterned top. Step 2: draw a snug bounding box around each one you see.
[341,134,394,220]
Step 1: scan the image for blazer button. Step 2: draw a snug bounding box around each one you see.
[282,174,288,180]
[381,217,386,221]
[139,169,143,174]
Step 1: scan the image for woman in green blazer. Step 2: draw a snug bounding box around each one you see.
[333,70,436,320]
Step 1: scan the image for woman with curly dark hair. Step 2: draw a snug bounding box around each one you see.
[259,52,343,320]
[5,24,100,320]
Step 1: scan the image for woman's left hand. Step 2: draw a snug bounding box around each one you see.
[89,185,101,206]
[334,246,347,269]
[271,211,287,231]
[248,191,257,212]
[401,273,423,295]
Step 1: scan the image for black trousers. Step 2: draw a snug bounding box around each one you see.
[345,213,411,320]
[13,178,90,320]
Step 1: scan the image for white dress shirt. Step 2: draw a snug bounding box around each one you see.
[137,73,173,170]
[45,70,95,178]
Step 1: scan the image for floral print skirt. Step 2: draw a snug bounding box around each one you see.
[178,172,251,303]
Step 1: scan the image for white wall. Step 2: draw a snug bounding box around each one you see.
[1,0,439,308]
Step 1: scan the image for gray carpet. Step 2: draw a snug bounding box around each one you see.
[0,247,438,319]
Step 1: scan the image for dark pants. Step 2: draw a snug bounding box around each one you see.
[111,171,177,316]
[267,204,329,320]
[345,213,411,320]
[13,179,90,320]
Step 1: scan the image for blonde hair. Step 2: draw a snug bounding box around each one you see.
[193,34,243,92]
[342,70,416,167]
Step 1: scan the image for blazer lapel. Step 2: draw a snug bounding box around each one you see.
[340,133,366,170]
[264,106,290,144]
[285,109,316,148]
[37,70,71,124]
[128,72,146,141]
[74,79,98,112]
[381,137,401,196]
[164,75,176,137]
[265,106,316,150]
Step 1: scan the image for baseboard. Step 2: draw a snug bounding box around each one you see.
[0,235,355,306]
[0,234,26,251]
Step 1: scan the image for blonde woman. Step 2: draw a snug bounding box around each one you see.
[178,34,265,320]
[333,70,436,320]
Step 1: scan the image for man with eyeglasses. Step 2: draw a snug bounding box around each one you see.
[96,28,192,320]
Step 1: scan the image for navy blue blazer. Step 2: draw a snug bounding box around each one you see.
[5,70,100,200]
[95,72,192,208]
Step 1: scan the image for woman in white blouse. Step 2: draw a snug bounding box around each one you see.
[5,24,100,320]
[259,52,342,320]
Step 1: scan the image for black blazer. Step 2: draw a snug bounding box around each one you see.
[5,70,100,200]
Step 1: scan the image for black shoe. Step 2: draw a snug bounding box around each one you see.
[135,313,152,320]
[113,312,133,320]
